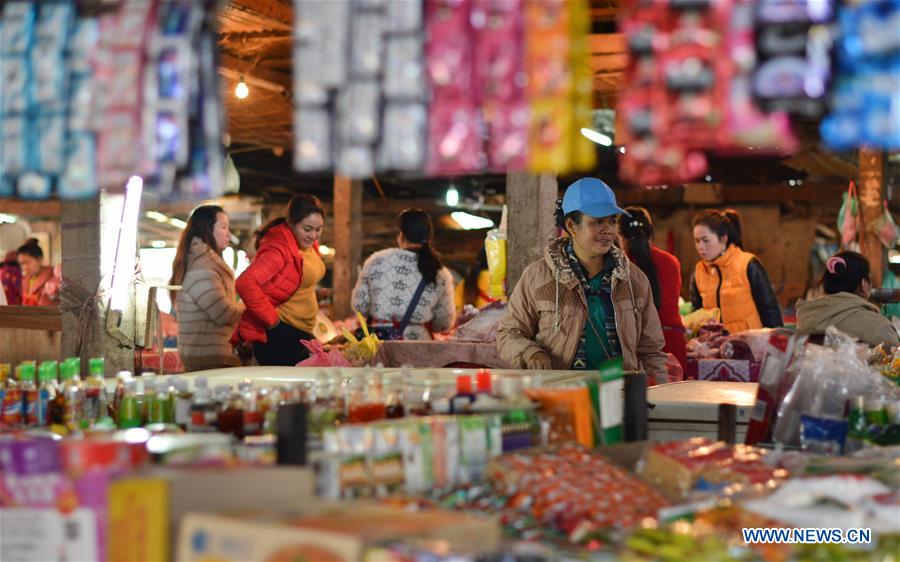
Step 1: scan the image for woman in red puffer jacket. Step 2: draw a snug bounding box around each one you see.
[235,194,328,366]
[618,207,688,372]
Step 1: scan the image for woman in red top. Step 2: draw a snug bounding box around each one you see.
[618,207,687,371]
[235,194,327,366]
[17,239,59,307]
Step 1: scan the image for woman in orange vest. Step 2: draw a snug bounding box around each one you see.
[690,210,783,333]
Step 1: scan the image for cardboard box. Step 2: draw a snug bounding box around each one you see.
[177,503,501,562]
[108,467,315,561]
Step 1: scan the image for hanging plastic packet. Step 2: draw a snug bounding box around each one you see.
[2,115,28,176]
[350,11,385,78]
[0,2,36,54]
[338,81,381,145]
[1,56,30,114]
[426,102,486,176]
[387,0,423,32]
[294,107,332,172]
[58,134,98,199]
[294,0,349,89]
[425,0,474,99]
[383,35,426,100]
[483,100,529,172]
[379,103,427,171]
[36,114,66,175]
[31,39,68,111]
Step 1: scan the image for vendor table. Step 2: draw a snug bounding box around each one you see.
[646,381,758,443]
[373,340,510,369]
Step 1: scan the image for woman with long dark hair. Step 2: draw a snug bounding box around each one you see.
[235,193,327,365]
[17,239,59,306]
[797,251,898,347]
[690,209,782,333]
[618,207,687,370]
[353,209,456,340]
[170,205,244,371]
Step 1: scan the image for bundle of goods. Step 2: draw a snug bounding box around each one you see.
[638,438,786,501]
[767,328,900,453]
[618,0,808,186]
[290,0,594,178]
[427,444,669,548]
[0,0,224,200]
[319,414,506,499]
[685,325,775,382]
[871,344,900,386]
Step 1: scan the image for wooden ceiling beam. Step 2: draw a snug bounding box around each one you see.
[224,0,292,27]
[0,198,61,218]
[219,52,291,91]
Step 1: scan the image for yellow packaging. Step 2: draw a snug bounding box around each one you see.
[484,234,507,300]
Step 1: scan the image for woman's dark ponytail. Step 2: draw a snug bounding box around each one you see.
[619,207,661,309]
[399,209,443,285]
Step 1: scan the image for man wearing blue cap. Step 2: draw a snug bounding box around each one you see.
[497,178,667,382]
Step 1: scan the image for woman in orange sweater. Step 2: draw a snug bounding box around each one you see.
[690,210,783,333]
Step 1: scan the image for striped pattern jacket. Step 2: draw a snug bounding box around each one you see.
[176,238,245,371]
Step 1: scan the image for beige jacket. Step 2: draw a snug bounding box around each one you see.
[497,238,668,382]
[176,238,245,371]
[796,291,899,348]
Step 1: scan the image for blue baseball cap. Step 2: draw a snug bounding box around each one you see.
[562,178,629,219]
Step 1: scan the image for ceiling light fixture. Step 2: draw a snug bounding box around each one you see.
[580,127,613,147]
[445,185,460,207]
[451,211,494,230]
[235,77,249,100]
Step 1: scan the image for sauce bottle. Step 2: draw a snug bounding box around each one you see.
[83,358,108,424]
[59,359,84,430]
[217,390,245,438]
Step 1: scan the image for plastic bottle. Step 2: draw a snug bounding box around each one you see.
[20,362,38,427]
[189,380,217,433]
[59,359,84,430]
[0,363,10,412]
[450,374,476,414]
[111,371,132,423]
[262,386,285,435]
[171,377,193,429]
[845,395,869,454]
[83,358,108,425]
[35,361,58,427]
[240,382,262,437]
[384,375,405,419]
[118,380,142,429]
[148,379,175,424]
[1,364,23,428]
[218,389,245,439]
[145,378,161,424]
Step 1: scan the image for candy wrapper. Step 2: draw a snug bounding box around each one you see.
[341,313,383,367]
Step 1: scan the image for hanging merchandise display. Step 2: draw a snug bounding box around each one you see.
[821,0,900,150]
[0,0,225,201]
[618,0,805,187]
[292,0,594,179]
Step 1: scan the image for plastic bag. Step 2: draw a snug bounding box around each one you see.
[873,200,899,249]
[837,181,859,247]
[296,339,351,368]
[341,312,382,367]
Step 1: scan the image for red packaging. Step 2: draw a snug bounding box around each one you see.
[60,438,148,477]
[744,332,805,445]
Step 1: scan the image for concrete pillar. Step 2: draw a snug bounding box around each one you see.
[60,196,133,375]
[332,176,363,320]
[506,172,558,292]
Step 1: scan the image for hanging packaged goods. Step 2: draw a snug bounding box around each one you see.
[0,0,225,200]
[291,0,595,179]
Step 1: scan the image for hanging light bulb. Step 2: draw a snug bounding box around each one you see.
[445,185,459,207]
[235,78,249,100]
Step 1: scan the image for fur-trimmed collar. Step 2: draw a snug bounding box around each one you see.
[187,237,233,280]
[544,237,630,286]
